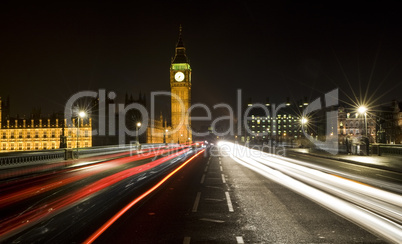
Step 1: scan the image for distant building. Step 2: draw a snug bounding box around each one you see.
[337,105,376,143]
[377,100,402,144]
[0,97,92,152]
[244,98,311,145]
[147,114,172,144]
[169,26,192,144]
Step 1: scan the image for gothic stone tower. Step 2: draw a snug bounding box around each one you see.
[170,26,192,144]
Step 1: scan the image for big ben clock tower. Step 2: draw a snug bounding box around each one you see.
[170,26,192,144]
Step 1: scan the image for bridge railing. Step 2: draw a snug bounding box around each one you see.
[0,143,170,168]
[370,144,402,156]
[0,151,65,167]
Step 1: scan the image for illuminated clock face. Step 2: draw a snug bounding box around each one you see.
[174,72,185,82]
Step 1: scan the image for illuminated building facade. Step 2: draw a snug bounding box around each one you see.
[170,26,192,144]
[337,106,376,143]
[146,114,172,144]
[377,100,402,144]
[0,97,92,152]
[245,99,310,144]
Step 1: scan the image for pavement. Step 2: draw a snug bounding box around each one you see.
[289,148,402,174]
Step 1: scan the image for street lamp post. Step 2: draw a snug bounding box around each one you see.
[358,106,370,156]
[358,106,368,137]
[364,113,367,137]
[136,122,141,145]
[76,111,86,159]
[301,117,308,135]
[300,117,308,147]
[164,129,168,144]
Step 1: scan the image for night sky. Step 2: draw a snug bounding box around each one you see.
[1,1,401,118]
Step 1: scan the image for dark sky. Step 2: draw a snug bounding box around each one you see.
[1,1,401,117]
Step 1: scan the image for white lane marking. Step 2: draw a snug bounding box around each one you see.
[221,174,226,183]
[225,191,234,212]
[183,236,191,244]
[200,174,206,184]
[220,166,223,171]
[236,236,244,244]
[206,185,221,189]
[204,165,208,172]
[200,218,225,223]
[204,198,224,202]
[192,192,201,212]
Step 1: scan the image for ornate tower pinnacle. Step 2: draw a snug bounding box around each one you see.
[172,25,188,64]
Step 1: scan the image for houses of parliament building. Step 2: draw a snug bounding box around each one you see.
[0,97,92,152]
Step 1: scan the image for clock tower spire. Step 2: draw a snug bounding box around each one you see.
[172,25,188,64]
[170,26,192,144]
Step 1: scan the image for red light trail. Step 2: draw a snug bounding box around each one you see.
[0,146,192,239]
[83,149,205,244]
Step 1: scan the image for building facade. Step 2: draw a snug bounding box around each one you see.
[170,26,192,144]
[146,114,172,144]
[377,100,402,144]
[337,105,376,143]
[244,99,310,145]
[0,97,92,152]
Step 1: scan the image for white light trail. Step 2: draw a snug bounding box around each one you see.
[219,142,402,243]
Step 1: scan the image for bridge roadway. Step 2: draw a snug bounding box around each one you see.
[97,146,396,243]
[1,144,401,243]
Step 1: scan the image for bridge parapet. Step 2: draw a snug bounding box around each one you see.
[0,143,169,168]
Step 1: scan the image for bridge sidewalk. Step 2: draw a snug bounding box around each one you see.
[288,148,402,174]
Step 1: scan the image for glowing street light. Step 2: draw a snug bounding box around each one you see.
[358,106,367,114]
[300,117,308,139]
[76,111,86,159]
